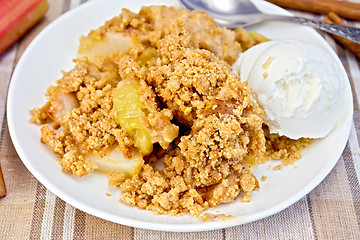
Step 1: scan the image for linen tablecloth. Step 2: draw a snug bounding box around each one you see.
[1,0,360,239]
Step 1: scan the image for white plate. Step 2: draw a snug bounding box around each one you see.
[7,0,353,232]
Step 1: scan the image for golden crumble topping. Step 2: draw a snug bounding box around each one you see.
[30,6,311,217]
[264,126,313,166]
[81,6,242,64]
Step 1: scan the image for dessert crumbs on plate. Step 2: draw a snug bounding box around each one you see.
[30,6,311,217]
[264,125,313,166]
[273,165,283,171]
[199,213,233,222]
[261,175,267,181]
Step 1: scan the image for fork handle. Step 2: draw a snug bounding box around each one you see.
[283,16,360,44]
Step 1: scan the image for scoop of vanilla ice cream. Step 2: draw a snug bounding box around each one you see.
[232,40,344,139]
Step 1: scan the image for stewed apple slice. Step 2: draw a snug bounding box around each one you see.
[87,148,143,177]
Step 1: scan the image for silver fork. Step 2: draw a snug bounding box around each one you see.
[180,0,360,44]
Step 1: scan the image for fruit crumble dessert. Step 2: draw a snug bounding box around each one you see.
[30,6,311,217]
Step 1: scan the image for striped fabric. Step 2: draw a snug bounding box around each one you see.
[0,0,359,239]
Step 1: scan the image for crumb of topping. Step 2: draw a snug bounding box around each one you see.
[240,193,252,203]
[273,165,284,170]
[29,101,52,124]
[108,171,127,188]
[261,175,267,181]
